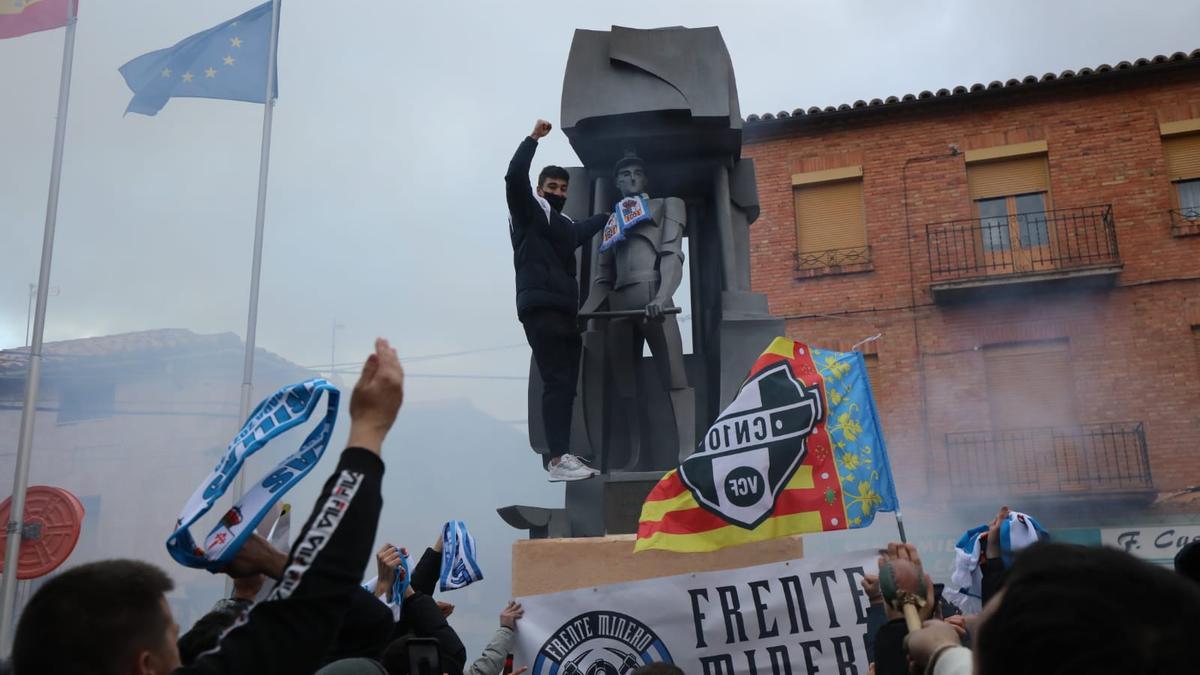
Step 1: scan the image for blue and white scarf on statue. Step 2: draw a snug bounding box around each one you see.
[600,194,652,252]
[166,379,339,572]
[945,510,1048,614]
[439,520,484,591]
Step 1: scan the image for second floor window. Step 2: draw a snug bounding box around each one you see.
[1176,178,1200,219]
[967,153,1052,264]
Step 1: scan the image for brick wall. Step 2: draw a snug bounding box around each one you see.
[744,67,1200,505]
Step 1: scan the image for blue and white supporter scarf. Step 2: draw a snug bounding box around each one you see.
[599,194,652,252]
[362,549,413,621]
[167,379,339,571]
[439,520,484,592]
[945,510,1048,614]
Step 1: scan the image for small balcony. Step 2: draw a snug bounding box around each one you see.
[945,422,1154,504]
[794,245,872,278]
[926,205,1122,300]
[1169,208,1200,237]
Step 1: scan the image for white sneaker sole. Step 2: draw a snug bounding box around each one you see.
[548,470,600,483]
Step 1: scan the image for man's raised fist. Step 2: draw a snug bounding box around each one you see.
[530,119,552,139]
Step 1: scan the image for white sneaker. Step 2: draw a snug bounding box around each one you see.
[548,453,600,482]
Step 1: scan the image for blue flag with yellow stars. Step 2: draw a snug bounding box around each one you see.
[119,2,279,116]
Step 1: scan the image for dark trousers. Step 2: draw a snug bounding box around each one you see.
[522,308,581,458]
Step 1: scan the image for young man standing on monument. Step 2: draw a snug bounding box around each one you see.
[506,119,610,481]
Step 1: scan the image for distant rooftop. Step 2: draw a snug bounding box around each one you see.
[745,48,1200,136]
[0,329,305,377]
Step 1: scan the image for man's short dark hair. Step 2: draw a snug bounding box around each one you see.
[537,165,570,189]
[1176,540,1200,584]
[13,559,174,675]
[631,664,685,675]
[177,607,241,666]
[976,542,1200,675]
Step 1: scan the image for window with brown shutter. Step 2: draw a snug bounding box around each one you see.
[792,177,867,270]
[1163,133,1200,182]
[983,340,1076,430]
[966,155,1050,200]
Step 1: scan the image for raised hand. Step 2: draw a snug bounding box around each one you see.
[348,338,405,454]
[500,600,524,629]
[530,119,552,140]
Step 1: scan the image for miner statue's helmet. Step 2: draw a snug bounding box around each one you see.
[561,25,743,169]
[613,151,646,176]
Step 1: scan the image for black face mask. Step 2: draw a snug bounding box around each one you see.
[543,193,566,212]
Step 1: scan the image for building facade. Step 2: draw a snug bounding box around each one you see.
[742,51,1200,535]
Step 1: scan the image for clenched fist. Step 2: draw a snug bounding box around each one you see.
[530,119,552,140]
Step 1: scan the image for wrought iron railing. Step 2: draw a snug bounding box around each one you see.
[795,245,871,271]
[926,205,1119,284]
[1169,208,1200,237]
[945,421,1152,497]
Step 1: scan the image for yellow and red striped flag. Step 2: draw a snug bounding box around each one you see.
[0,0,73,40]
[635,337,899,553]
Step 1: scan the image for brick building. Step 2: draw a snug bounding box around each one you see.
[741,50,1200,544]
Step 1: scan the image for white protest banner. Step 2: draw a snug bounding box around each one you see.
[1102,524,1200,564]
[514,549,879,675]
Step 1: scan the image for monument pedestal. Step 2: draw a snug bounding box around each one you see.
[511,534,804,597]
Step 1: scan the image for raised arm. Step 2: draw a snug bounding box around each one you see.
[506,120,553,233]
[182,339,405,675]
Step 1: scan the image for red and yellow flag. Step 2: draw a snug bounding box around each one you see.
[635,337,898,553]
[0,0,73,40]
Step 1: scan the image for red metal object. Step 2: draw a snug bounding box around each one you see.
[0,486,84,579]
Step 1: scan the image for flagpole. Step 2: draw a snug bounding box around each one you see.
[0,1,79,653]
[231,0,282,510]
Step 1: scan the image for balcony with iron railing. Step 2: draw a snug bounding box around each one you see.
[926,205,1122,299]
[1169,207,1200,237]
[945,421,1154,503]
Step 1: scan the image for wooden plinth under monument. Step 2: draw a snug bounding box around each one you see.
[512,534,804,597]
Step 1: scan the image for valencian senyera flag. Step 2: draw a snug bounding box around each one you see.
[635,338,899,553]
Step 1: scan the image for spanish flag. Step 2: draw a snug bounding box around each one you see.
[635,338,898,553]
[0,0,73,40]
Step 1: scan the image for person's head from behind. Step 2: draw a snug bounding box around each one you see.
[382,636,463,675]
[537,166,570,212]
[176,607,241,666]
[14,559,179,675]
[1175,540,1200,585]
[975,542,1200,675]
[631,664,684,675]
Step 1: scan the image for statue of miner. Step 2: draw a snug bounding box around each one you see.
[580,153,693,467]
[506,119,610,482]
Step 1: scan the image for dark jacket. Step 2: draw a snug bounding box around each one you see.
[505,136,608,320]
[178,448,385,675]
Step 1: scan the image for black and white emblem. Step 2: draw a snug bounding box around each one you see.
[679,362,824,529]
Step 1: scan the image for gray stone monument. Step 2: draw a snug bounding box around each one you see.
[503,25,783,538]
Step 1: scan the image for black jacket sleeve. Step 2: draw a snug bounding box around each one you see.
[410,546,442,597]
[506,137,543,236]
[177,448,385,675]
[324,586,396,664]
[981,556,1008,606]
[574,212,609,248]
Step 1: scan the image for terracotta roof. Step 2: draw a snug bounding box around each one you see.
[0,329,304,376]
[744,49,1200,132]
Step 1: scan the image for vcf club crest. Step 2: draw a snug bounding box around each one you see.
[533,611,672,675]
[679,362,824,529]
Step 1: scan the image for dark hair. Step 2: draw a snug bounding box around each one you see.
[976,542,1200,675]
[1176,540,1200,584]
[13,559,174,675]
[177,607,241,666]
[537,165,570,189]
[631,664,685,675]
[382,636,464,675]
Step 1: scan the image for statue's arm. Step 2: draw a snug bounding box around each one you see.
[653,198,687,305]
[581,248,613,315]
[504,137,541,232]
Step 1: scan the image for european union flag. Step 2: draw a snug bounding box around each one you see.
[119,2,279,116]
